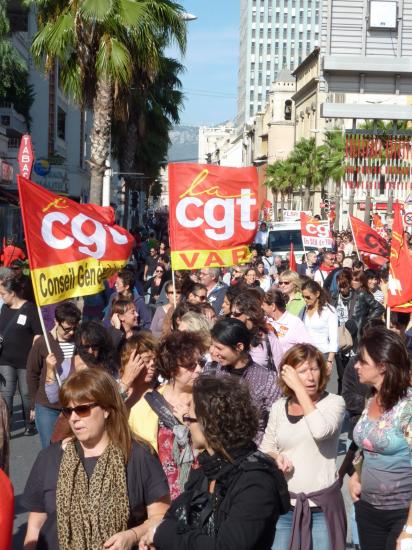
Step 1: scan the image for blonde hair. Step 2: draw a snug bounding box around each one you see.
[179,311,212,346]
[279,269,301,292]
[59,369,132,461]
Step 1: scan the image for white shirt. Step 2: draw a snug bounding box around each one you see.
[255,230,268,246]
[267,311,313,354]
[314,267,332,287]
[260,393,345,505]
[302,305,339,354]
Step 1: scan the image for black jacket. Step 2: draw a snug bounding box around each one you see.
[153,447,290,550]
[341,355,370,439]
[332,289,384,342]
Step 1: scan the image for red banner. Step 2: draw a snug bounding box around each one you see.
[349,215,390,258]
[300,212,333,248]
[168,163,259,269]
[387,203,412,312]
[17,176,134,306]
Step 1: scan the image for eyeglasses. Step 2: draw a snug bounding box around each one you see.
[231,311,243,318]
[154,269,164,274]
[182,415,198,424]
[302,295,313,300]
[59,323,77,334]
[193,294,207,301]
[278,281,290,285]
[61,403,99,418]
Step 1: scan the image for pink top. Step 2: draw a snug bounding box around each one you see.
[250,330,284,371]
[267,311,313,354]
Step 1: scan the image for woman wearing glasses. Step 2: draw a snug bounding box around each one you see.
[183,282,208,305]
[260,344,346,550]
[144,264,168,307]
[277,270,306,317]
[23,368,170,550]
[150,280,182,339]
[140,375,290,550]
[128,330,207,500]
[300,280,339,372]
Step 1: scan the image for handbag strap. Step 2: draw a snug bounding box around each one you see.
[144,390,181,430]
[264,332,276,372]
[0,304,26,338]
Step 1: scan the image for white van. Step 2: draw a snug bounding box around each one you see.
[267,221,305,261]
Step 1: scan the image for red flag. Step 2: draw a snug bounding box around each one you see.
[300,212,333,249]
[17,176,135,306]
[168,163,259,270]
[289,242,297,271]
[349,215,390,258]
[387,203,412,312]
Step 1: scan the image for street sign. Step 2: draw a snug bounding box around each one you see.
[404,212,412,226]
[18,134,34,179]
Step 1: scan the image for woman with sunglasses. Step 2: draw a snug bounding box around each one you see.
[183,282,208,305]
[23,368,170,550]
[278,270,306,317]
[231,291,283,371]
[144,263,168,307]
[209,318,281,444]
[300,280,338,373]
[140,375,289,550]
[128,330,207,500]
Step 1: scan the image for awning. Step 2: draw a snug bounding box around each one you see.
[0,187,19,206]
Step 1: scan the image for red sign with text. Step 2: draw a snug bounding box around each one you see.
[18,134,34,179]
[168,163,259,269]
[300,212,333,248]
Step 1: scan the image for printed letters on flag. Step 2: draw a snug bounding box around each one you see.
[300,212,333,249]
[17,176,134,306]
[349,215,389,258]
[168,163,259,270]
[387,203,412,312]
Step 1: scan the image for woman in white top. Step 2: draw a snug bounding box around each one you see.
[300,279,338,372]
[260,343,346,550]
[256,260,272,292]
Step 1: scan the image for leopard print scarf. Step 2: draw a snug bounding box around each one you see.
[56,440,129,550]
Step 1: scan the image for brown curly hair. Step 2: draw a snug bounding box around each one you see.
[193,375,258,460]
[156,331,207,380]
[119,332,157,376]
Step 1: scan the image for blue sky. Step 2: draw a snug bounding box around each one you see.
[169,0,240,127]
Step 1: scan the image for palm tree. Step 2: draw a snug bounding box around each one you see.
[289,138,323,211]
[28,0,187,205]
[319,130,345,229]
[265,159,295,220]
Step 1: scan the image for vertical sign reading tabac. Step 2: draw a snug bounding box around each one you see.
[168,163,259,270]
[18,134,34,179]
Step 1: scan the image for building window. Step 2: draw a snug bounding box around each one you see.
[284,100,292,120]
[259,28,264,38]
[276,12,280,22]
[260,12,264,22]
[266,76,271,85]
[251,43,256,53]
[57,107,66,140]
[250,91,254,101]
[252,29,256,38]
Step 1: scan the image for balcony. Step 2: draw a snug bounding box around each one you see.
[0,103,27,135]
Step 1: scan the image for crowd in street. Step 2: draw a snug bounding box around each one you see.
[0,225,411,550]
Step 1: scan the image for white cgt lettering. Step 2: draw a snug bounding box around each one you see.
[41,212,74,249]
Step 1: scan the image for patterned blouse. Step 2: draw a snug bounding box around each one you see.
[353,388,412,510]
[157,421,181,501]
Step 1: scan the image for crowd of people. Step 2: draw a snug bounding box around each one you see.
[0,230,410,550]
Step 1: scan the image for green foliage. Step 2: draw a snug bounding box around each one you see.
[0,1,34,127]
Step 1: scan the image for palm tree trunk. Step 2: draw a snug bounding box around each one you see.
[348,188,355,222]
[271,190,278,222]
[120,120,139,229]
[334,179,341,230]
[303,184,311,210]
[364,188,372,225]
[89,76,113,205]
[280,191,285,216]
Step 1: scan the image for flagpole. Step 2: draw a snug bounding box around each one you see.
[171,267,177,308]
[36,305,62,387]
[348,215,361,260]
[386,306,391,329]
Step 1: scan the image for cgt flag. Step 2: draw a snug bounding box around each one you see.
[387,203,412,312]
[349,215,389,258]
[17,176,134,306]
[168,163,259,270]
[300,212,333,249]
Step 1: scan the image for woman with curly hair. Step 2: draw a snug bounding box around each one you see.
[231,291,283,371]
[348,327,412,550]
[140,375,289,550]
[128,331,207,499]
[260,343,346,550]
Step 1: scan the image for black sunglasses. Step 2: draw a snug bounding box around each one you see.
[231,311,243,318]
[61,403,99,418]
[182,415,198,424]
[59,323,77,334]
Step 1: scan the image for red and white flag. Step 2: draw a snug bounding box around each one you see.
[300,212,333,249]
[387,203,412,312]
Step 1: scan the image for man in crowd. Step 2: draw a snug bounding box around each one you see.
[143,246,160,281]
[198,267,228,314]
[314,251,336,287]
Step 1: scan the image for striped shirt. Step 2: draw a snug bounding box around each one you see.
[58,341,75,359]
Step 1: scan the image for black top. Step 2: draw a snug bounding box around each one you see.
[0,302,42,368]
[154,447,289,550]
[22,440,170,549]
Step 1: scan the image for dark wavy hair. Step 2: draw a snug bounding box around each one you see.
[231,292,267,346]
[117,269,136,293]
[193,375,258,460]
[74,321,118,377]
[358,327,410,411]
[210,318,251,353]
[182,282,207,302]
[55,301,81,325]
[264,289,286,312]
[156,330,207,380]
[301,279,333,314]
[0,274,25,299]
